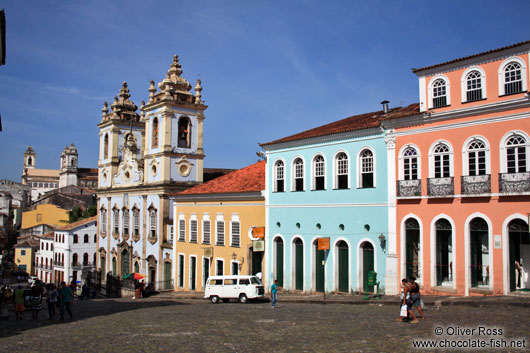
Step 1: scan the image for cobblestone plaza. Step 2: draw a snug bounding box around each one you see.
[0,297,528,352]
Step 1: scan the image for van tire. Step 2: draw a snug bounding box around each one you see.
[239,294,248,303]
[210,295,220,304]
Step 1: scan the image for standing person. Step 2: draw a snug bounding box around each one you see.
[58,281,73,321]
[401,279,418,324]
[45,283,58,320]
[397,278,409,322]
[408,277,425,320]
[13,285,25,320]
[140,280,145,299]
[271,280,278,308]
[30,281,44,320]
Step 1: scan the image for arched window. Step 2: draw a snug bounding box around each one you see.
[313,155,325,190]
[466,139,487,176]
[465,70,483,102]
[274,160,285,192]
[503,62,523,95]
[178,117,191,148]
[83,253,89,266]
[150,208,157,238]
[335,152,349,189]
[100,208,107,234]
[433,143,451,178]
[506,134,527,173]
[152,117,159,148]
[432,79,447,108]
[359,149,374,188]
[84,234,89,243]
[113,208,120,235]
[123,208,129,235]
[73,234,78,244]
[72,253,78,267]
[103,134,109,159]
[402,147,418,180]
[293,158,304,191]
[133,207,140,236]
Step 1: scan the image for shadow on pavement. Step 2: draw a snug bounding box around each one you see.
[0,298,187,339]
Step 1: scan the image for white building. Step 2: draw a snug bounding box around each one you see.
[35,232,54,283]
[53,216,97,284]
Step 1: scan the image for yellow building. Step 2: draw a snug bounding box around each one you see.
[171,161,265,292]
[21,204,69,230]
[14,239,39,275]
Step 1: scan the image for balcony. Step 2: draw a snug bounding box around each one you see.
[427,177,454,197]
[397,179,422,197]
[499,172,530,193]
[461,175,491,195]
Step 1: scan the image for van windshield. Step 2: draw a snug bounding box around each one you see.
[250,277,262,285]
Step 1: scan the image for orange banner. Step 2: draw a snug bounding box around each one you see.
[252,227,265,238]
[317,238,330,250]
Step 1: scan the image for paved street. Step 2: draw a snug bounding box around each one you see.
[0,296,529,352]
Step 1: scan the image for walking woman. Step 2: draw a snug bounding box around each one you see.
[46,283,58,320]
[408,277,425,320]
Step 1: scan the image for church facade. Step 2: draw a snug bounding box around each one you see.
[97,55,207,289]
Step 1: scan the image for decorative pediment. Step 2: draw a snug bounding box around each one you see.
[113,154,143,187]
[175,155,193,177]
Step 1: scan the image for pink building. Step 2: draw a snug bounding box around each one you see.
[386,40,530,296]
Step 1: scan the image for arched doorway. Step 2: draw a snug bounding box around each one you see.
[147,256,157,287]
[405,218,420,280]
[293,238,303,290]
[470,218,489,288]
[361,242,374,292]
[274,237,284,287]
[509,219,529,291]
[337,240,349,293]
[121,249,130,277]
[435,219,453,286]
[165,261,172,290]
[313,240,325,293]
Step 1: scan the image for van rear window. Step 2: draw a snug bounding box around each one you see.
[250,277,262,285]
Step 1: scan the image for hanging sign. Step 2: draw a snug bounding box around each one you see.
[252,227,265,238]
[317,237,330,251]
[204,247,213,258]
[253,240,265,252]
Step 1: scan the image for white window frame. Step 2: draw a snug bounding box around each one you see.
[132,207,140,236]
[230,259,240,275]
[498,57,527,96]
[202,214,211,244]
[499,130,530,173]
[149,208,157,238]
[334,150,350,189]
[462,136,491,176]
[100,208,107,234]
[122,208,129,235]
[230,214,240,248]
[357,147,376,188]
[190,215,198,243]
[273,159,285,192]
[311,153,326,190]
[215,258,225,276]
[398,144,421,180]
[167,224,174,244]
[291,156,305,191]
[178,213,186,242]
[113,208,120,235]
[461,67,486,103]
[427,75,451,109]
[189,255,197,290]
[178,253,185,288]
[215,214,225,246]
[428,140,454,178]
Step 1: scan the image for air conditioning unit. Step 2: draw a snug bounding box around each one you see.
[204,247,213,258]
[253,240,265,252]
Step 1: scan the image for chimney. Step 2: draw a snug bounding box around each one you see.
[381,100,389,114]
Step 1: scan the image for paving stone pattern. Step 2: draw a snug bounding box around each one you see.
[0,297,528,352]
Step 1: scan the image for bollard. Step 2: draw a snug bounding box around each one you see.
[375,281,381,300]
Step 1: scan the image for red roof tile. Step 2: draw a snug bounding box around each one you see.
[57,215,97,231]
[260,104,420,147]
[176,161,265,195]
[412,40,530,74]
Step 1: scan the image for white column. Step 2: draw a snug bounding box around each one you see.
[385,135,399,295]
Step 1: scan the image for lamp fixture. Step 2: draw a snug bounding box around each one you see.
[379,233,386,253]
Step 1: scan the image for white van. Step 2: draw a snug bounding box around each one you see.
[204,275,265,303]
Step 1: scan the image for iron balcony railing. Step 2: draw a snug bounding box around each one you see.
[499,172,530,193]
[461,174,491,195]
[397,179,422,197]
[427,177,454,197]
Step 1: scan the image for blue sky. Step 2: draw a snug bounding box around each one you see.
[1,0,529,182]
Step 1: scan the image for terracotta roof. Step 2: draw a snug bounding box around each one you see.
[412,39,530,74]
[260,104,420,147]
[57,215,97,231]
[26,169,60,177]
[175,161,265,195]
[40,232,54,239]
[15,239,39,248]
